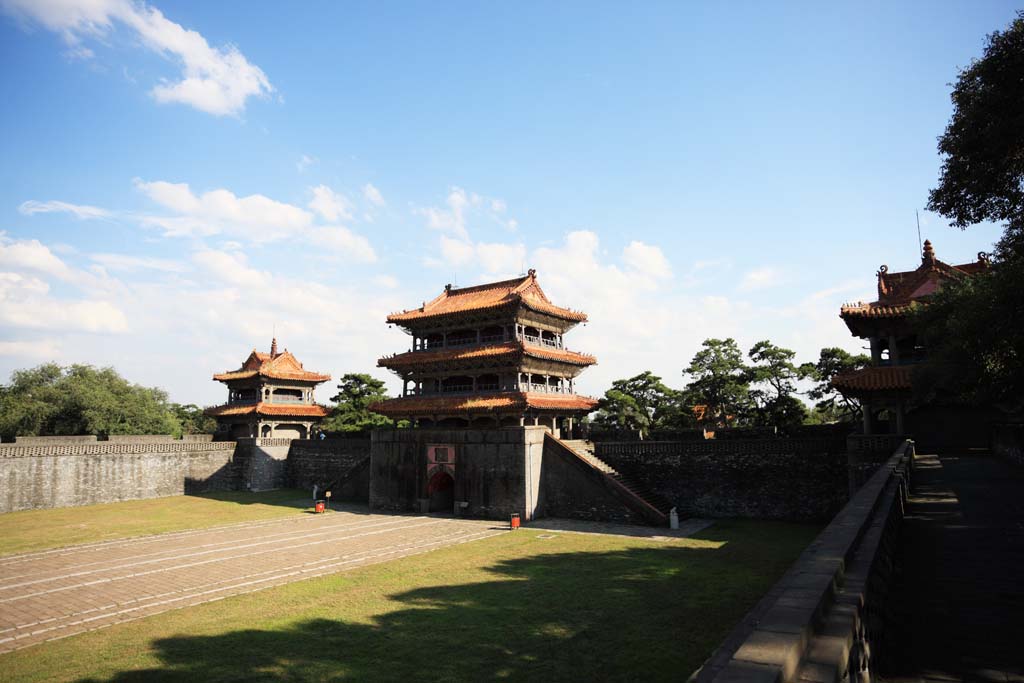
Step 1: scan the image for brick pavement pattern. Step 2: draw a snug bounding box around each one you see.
[887,452,1024,682]
[0,508,502,653]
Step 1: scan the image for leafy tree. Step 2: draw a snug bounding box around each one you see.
[747,341,806,430]
[0,363,181,441]
[592,371,692,437]
[171,403,217,435]
[927,11,1024,247]
[799,348,870,422]
[322,373,393,433]
[917,11,1024,406]
[593,388,650,436]
[684,338,751,428]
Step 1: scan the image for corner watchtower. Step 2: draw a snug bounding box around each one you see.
[206,338,331,439]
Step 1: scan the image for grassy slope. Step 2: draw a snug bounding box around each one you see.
[0,490,313,556]
[0,520,818,683]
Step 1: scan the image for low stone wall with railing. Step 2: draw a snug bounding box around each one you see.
[693,440,914,682]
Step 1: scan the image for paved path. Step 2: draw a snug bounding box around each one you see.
[887,452,1024,681]
[0,509,502,653]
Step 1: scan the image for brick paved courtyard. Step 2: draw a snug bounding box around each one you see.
[0,508,501,653]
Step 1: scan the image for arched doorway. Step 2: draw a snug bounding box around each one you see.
[427,470,454,513]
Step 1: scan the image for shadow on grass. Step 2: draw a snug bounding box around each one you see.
[80,521,815,683]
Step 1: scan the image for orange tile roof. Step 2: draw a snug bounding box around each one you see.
[370,391,598,417]
[840,241,989,325]
[213,343,330,384]
[378,341,597,370]
[386,270,587,325]
[839,302,916,319]
[831,366,913,393]
[205,402,330,418]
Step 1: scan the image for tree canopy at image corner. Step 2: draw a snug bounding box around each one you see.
[916,10,1024,407]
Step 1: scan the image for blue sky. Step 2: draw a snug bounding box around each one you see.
[0,1,1014,406]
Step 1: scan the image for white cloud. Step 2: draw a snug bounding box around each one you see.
[0,339,62,358]
[134,178,313,242]
[623,240,672,279]
[0,272,128,333]
[90,253,188,273]
[415,186,520,242]
[372,274,399,289]
[0,234,74,280]
[363,183,385,207]
[0,0,273,116]
[192,249,268,288]
[296,154,317,173]
[307,226,377,263]
[738,266,782,292]
[308,185,354,222]
[18,200,112,220]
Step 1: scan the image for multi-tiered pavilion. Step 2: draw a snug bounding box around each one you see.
[833,240,989,435]
[372,270,598,435]
[206,339,331,439]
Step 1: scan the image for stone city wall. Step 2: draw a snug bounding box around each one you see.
[539,436,645,524]
[370,427,546,520]
[594,437,849,521]
[287,438,372,502]
[694,441,914,683]
[0,440,239,513]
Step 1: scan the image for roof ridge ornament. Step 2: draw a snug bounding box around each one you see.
[922,239,935,265]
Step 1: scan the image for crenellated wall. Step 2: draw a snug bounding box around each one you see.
[0,439,239,513]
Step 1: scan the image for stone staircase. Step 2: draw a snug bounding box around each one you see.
[558,438,674,523]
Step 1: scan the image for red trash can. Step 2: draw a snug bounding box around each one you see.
[510,512,520,530]
[315,500,326,513]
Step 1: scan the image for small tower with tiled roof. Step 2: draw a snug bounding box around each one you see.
[371,269,598,434]
[833,241,989,435]
[206,339,331,440]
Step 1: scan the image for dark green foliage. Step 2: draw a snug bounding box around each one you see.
[171,403,217,435]
[0,363,183,441]
[918,11,1024,407]
[322,373,393,433]
[913,260,1023,406]
[592,371,693,437]
[799,348,870,422]
[927,11,1024,238]
[683,338,752,427]
[748,341,807,431]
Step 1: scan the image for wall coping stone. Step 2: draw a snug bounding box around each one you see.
[0,441,236,458]
[693,439,914,683]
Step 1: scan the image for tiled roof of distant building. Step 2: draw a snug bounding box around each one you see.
[831,366,913,393]
[378,341,597,370]
[840,241,989,322]
[213,339,330,383]
[386,270,587,324]
[370,391,598,417]
[205,402,330,417]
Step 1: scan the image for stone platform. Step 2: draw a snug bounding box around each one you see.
[0,507,501,653]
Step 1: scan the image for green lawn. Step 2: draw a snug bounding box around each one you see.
[0,490,313,556]
[0,518,819,683]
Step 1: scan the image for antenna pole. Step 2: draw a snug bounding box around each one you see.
[916,210,922,253]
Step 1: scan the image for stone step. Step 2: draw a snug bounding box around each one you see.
[553,436,671,523]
